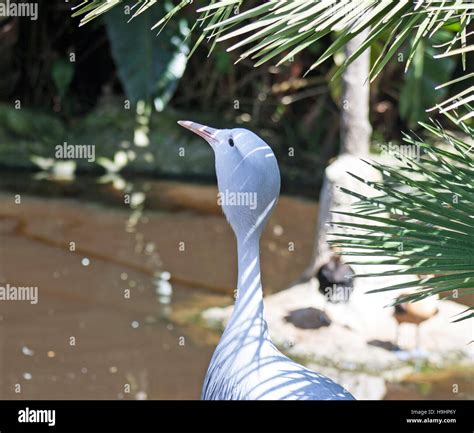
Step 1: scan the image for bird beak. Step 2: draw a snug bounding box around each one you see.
[178,120,219,147]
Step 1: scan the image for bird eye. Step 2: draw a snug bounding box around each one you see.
[228,138,235,147]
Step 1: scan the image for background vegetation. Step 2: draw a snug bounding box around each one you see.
[0,1,469,191]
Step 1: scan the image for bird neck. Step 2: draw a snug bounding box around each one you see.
[227,233,268,338]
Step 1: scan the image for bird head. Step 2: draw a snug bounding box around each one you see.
[178,121,280,241]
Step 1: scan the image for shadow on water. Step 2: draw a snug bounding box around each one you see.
[0,171,470,399]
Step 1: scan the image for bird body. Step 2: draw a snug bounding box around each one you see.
[393,294,439,349]
[203,331,351,400]
[317,255,354,303]
[179,120,354,400]
[394,296,438,325]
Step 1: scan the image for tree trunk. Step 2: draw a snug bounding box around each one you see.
[340,31,372,155]
[301,28,373,280]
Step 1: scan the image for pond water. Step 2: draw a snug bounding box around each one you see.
[0,172,471,400]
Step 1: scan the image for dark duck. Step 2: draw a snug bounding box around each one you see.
[317,255,355,303]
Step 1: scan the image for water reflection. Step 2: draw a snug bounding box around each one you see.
[31,156,77,182]
[97,167,175,320]
[154,271,173,305]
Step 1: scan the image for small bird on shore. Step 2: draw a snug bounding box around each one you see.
[393,294,439,350]
[317,255,355,304]
[179,120,354,401]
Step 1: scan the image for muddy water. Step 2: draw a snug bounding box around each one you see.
[0,174,318,399]
[0,174,470,400]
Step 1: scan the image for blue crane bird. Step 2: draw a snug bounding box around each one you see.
[179,120,355,401]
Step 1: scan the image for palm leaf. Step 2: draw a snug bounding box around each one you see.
[328,118,474,321]
[72,1,473,117]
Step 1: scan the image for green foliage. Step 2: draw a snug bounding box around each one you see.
[0,104,65,142]
[399,33,456,128]
[72,1,473,121]
[103,0,190,110]
[329,116,474,321]
[51,58,75,99]
[214,46,232,74]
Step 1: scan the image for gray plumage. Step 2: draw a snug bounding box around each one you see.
[178,120,355,401]
[202,319,353,400]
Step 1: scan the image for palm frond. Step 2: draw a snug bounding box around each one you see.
[72,1,473,118]
[329,118,474,321]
